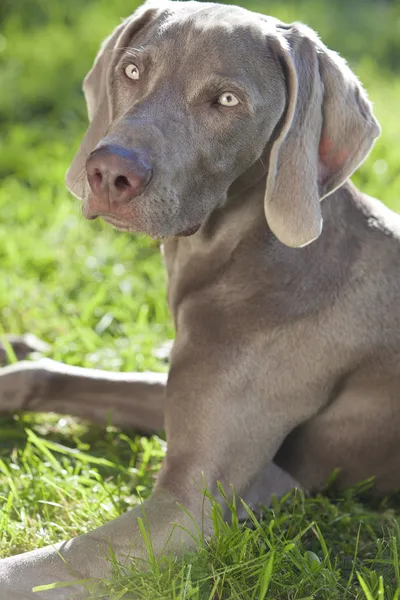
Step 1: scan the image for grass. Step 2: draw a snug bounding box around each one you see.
[0,0,400,597]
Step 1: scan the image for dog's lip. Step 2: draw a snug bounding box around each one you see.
[83,193,201,237]
[84,206,201,237]
[103,218,201,237]
[176,224,201,237]
[102,215,132,231]
[81,204,129,228]
[97,213,201,237]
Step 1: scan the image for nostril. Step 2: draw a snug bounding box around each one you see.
[86,164,105,197]
[92,169,103,185]
[87,146,153,203]
[114,175,131,191]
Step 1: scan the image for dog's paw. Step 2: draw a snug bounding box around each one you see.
[0,542,97,600]
[0,359,49,413]
[0,334,50,366]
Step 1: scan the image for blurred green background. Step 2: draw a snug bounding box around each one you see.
[0,0,400,368]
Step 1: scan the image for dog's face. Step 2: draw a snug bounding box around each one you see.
[67,0,380,247]
[67,3,286,238]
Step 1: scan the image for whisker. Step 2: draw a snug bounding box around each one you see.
[259,156,267,171]
[71,167,87,192]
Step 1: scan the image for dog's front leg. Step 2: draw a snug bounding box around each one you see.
[0,333,317,599]
[0,358,166,431]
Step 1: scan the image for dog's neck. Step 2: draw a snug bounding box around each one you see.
[163,179,374,324]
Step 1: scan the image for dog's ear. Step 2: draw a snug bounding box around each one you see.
[264,24,380,248]
[66,3,162,199]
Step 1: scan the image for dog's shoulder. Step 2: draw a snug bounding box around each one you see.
[327,182,400,245]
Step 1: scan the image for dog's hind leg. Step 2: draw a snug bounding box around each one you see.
[238,461,303,522]
[0,358,166,432]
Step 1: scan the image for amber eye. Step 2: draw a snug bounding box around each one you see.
[125,64,140,80]
[217,92,240,107]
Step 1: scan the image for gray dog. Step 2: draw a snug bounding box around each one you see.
[1,0,399,597]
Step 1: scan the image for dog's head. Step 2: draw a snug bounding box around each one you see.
[66,0,380,247]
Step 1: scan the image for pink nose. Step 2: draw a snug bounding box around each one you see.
[85,145,152,215]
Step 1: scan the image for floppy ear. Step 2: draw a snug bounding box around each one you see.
[264,24,381,248]
[65,4,160,199]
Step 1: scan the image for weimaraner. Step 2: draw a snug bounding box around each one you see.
[1,0,399,597]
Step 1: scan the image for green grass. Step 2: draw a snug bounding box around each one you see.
[1,0,400,597]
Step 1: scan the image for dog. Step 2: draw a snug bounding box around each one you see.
[1,1,399,597]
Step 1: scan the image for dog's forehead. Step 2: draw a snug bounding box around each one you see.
[165,2,262,27]
[128,2,279,71]
[159,2,274,40]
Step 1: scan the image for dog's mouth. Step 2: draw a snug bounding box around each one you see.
[102,215,133,232]
[102,214,201,238]
[177,224,201,237]
[83,191,202,238]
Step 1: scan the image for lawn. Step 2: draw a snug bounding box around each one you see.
[1,0,400,597]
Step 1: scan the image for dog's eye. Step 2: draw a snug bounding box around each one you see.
[217,92,240,107]
[125,64,140,81]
